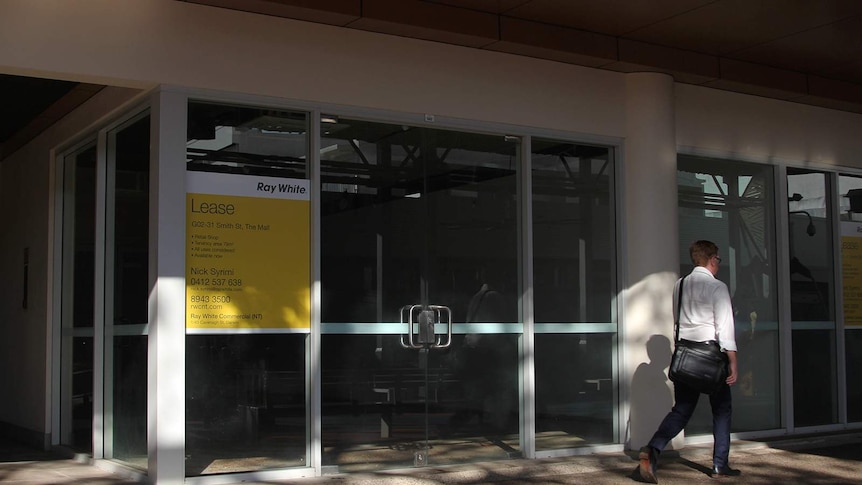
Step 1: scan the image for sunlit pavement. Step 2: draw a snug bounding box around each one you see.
[1,433,861,484]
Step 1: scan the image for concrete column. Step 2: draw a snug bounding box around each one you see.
[148,89,187,484]
[621,73,682,450]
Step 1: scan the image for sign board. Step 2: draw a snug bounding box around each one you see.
[841,221,862,327]
[185,171,310,331]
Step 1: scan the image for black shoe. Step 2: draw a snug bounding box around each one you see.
[711,465,741,478]
[638,446,658,483]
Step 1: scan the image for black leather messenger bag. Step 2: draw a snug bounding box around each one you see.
[668,276,729,394]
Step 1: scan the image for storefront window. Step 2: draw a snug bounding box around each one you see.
[185,101,310,475]
[838,174,862,422]
[59,143,97,451]
[107,114,150,467]
[531,139,616,449]
[677,156,781,432]
[787,169,837,427]
[111,116,150,326]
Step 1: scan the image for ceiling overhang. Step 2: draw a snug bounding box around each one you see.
[6,1,862,161]
[183,0,862,114]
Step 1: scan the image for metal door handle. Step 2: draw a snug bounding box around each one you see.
[400,305,452,349]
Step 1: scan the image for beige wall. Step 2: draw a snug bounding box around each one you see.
[676,83,862,169]
[0,0,626,138]
[0,138,52,441]
[0,87,142,443]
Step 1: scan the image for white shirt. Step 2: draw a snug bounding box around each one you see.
[672,266,737,352]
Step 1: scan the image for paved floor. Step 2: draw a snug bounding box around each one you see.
[1,432,861,484]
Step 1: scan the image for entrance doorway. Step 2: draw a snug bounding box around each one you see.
[319,117,521,470]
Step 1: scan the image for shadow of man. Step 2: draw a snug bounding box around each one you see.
[628,335,673,450]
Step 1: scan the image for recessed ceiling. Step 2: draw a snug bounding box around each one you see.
[0,76,103,160]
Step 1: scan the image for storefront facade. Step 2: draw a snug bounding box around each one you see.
[2,2,862,484]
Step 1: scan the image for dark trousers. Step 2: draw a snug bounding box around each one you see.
[646,380,733,468]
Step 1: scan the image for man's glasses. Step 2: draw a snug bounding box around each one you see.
[714,256,722,263]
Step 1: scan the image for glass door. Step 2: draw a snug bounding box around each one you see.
[320,117,521,471]
[58,141,98,452]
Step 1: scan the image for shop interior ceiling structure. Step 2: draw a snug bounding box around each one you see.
[3,0,862,161]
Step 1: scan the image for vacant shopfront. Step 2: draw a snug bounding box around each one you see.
[48,89,862,483]
[3,3,862,484]
[55,95,618,479]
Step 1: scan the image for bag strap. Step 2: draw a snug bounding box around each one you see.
[674,276,685,344]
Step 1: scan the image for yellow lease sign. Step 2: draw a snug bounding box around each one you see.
[186,171,310,331]
[842,222,862,327]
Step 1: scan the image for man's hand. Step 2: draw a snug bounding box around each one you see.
[725,350,738,385]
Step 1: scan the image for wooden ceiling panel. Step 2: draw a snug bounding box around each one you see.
[628,0,862,56]
[184,0,361,26]
[349,0,499,47]
[421,0,532,14]
[502,0,714,37]
[603,39,720,85]
[348,0,499,48]
[487,16,617,67]
[731,16,862,83]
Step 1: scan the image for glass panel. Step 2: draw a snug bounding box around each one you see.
[532,140,614,323]
[106,114,150,469]
[535,333,614,448]
[187,101,307,178]
[677,156,781,433]
[59,144,97,452]
[66,337,93,451]
[67,145,97,328]
[111,116,150,325]
[112,336,148,468]
[185,335,307,475]
[787,169,837,427]
[530,139,616,449]
[838,174,862,422]
[320,117,519,470]
[184,101,310,475]
[847,331,862,422]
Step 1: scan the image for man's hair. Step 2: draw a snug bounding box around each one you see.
[690,240,719,266]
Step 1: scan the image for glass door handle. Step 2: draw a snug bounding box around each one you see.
[429,305,452,349]
[399,305,452,349]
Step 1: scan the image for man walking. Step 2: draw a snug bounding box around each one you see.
[639,240,740,482]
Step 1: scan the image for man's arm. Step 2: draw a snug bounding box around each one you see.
[725,350,738,385]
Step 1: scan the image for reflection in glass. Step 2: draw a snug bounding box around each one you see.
[532,140,614,323]
[531,139,616,449]
[787,169,837,427]
[185,335,307,475]
[677,156,780,433]
[320,117,519,470]
[186,101,308,179]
